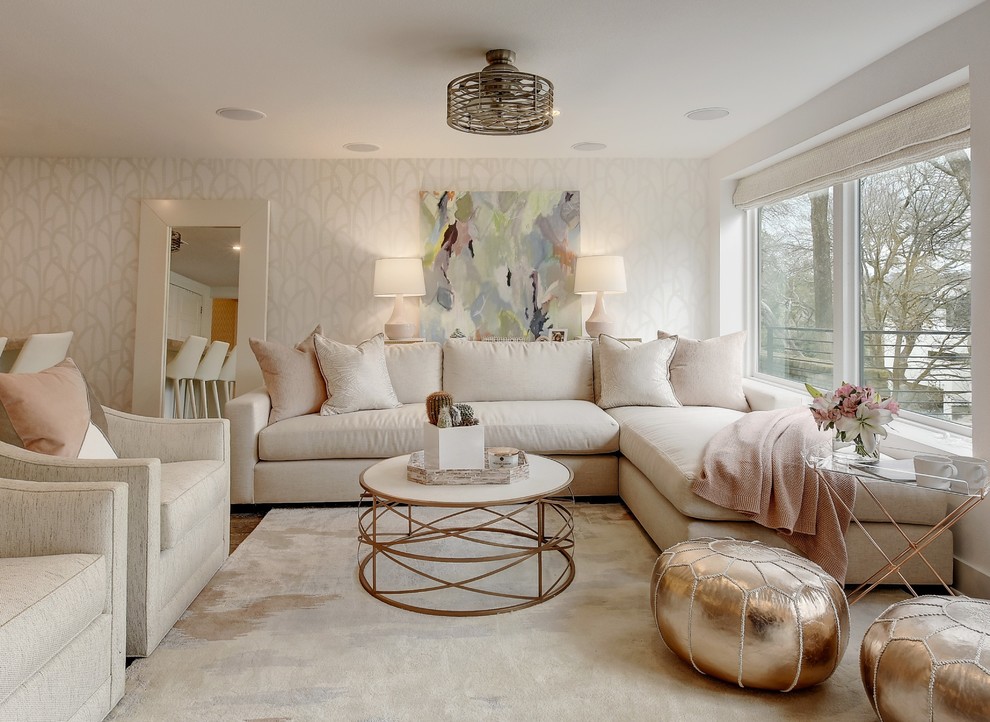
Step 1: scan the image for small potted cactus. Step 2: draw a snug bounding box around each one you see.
[422,390,484,470]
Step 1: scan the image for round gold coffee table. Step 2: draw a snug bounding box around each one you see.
[358,453,574,616]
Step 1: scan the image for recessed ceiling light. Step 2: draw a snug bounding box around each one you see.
[232,245,241,251]
[685,107,730,121]
[344,142,381,153]
[571,142,607,152]
[215,107,267,121]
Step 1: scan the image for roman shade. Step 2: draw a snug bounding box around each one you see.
[733,84,970,210]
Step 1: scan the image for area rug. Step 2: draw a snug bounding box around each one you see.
[108,504,901,721]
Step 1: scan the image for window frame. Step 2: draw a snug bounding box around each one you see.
[747,171,973,439]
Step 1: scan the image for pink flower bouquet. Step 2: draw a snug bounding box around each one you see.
[806,382,899,459]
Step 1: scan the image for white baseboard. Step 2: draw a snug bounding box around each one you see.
[954,558,990,600]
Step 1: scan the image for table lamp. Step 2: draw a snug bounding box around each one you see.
[573,255,626,338]
[373,258,426,340]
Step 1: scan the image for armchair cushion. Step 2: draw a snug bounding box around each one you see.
[0,358,115,458]
[159,459,228,550]
[0,554,107,702]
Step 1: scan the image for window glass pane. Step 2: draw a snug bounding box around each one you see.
[859,150,972,426]
[757,189,834,388]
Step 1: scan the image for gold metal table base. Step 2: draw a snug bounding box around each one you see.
[357,494,575,616]
[814,464,987,604]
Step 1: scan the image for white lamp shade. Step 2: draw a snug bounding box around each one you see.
[373,258,426,297]
[573,255,627,294]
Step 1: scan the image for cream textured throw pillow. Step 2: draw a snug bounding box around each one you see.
[596,335,679,410]
[314,333,401,415]
[250,325,327,424]
[658,330,749,411]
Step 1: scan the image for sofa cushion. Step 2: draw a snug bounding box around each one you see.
[0,553,106,700]
[611,405,949,526]
[259,405,427,460]
[250,326,326,424]
[160,459,229,551]
[385,342,443,404]
[597,335,678,409]
[610,405,750,520]
[472,400,619,454]
[657,331,749,411]
[443,339,593,402]
[315,333,401,415]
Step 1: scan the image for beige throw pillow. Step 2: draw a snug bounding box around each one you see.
[0,358,116,458]
[596,335,679,410]
[314,333,401,415]
[250,325,327,424]
[658,330,749,411]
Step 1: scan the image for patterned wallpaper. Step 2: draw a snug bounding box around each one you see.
[0,157,708,410]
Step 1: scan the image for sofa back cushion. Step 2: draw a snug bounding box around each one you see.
[442,340,593,402]
[385,342,443,404]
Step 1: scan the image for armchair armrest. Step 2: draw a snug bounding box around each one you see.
[104,407,228,464]
[742,378,806,411]
[224,387,271,504]
[0,442,159,653]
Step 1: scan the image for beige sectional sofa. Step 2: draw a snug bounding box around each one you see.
[226,337,952,585]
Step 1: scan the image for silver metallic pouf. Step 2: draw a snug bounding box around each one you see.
[861,595,990,722]
[651,537,850,691]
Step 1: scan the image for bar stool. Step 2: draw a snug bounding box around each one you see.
[164,335,207,418]
[212,346,237,416]
[192,340,229,418]
[8,331,74,373]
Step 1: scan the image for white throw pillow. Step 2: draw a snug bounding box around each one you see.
[596,335,679,410]
[78,422,118,459]
[658,330,749,411]
[314,333,401,415]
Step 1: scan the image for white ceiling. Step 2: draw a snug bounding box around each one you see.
[0,0,983,159]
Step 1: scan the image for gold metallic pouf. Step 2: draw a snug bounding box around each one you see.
[651,537,850,691]
[861,595,990,722]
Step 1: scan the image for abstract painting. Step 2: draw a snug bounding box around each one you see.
[420,190,581,340]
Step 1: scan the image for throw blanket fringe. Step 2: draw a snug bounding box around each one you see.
[691,406,857,584]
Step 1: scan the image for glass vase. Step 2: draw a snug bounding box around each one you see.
[832,434,880,464]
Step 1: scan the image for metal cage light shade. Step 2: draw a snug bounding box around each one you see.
[447,49,554,135]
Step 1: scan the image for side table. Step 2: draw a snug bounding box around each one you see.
[807,450,987,604]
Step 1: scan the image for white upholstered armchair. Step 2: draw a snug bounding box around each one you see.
[0,478,128,720]
[0,409,230,657]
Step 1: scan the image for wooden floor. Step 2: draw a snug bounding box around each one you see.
[230,509,266,553]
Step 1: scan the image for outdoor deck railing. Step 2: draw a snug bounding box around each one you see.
[761,326,971,424]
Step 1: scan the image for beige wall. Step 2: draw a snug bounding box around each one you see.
[0,157,709,410]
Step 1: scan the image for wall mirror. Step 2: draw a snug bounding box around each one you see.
[132,199,270,417]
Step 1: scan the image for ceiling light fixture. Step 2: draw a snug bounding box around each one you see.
[571,142,607,152]
[343,142,381,152]
[215,107,267,121]
[685,107,730,121]
[447,49,554,135]
[170,230,184,253]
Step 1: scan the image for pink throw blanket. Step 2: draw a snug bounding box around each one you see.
[691,406,857,584]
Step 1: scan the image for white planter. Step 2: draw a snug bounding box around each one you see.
[422,422,485,470]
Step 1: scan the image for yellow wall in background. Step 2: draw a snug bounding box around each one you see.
[211,298,238,347]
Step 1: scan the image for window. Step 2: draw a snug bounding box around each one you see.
[758,189,833,390]
[756,150,972,428]
[859,151,972,425]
